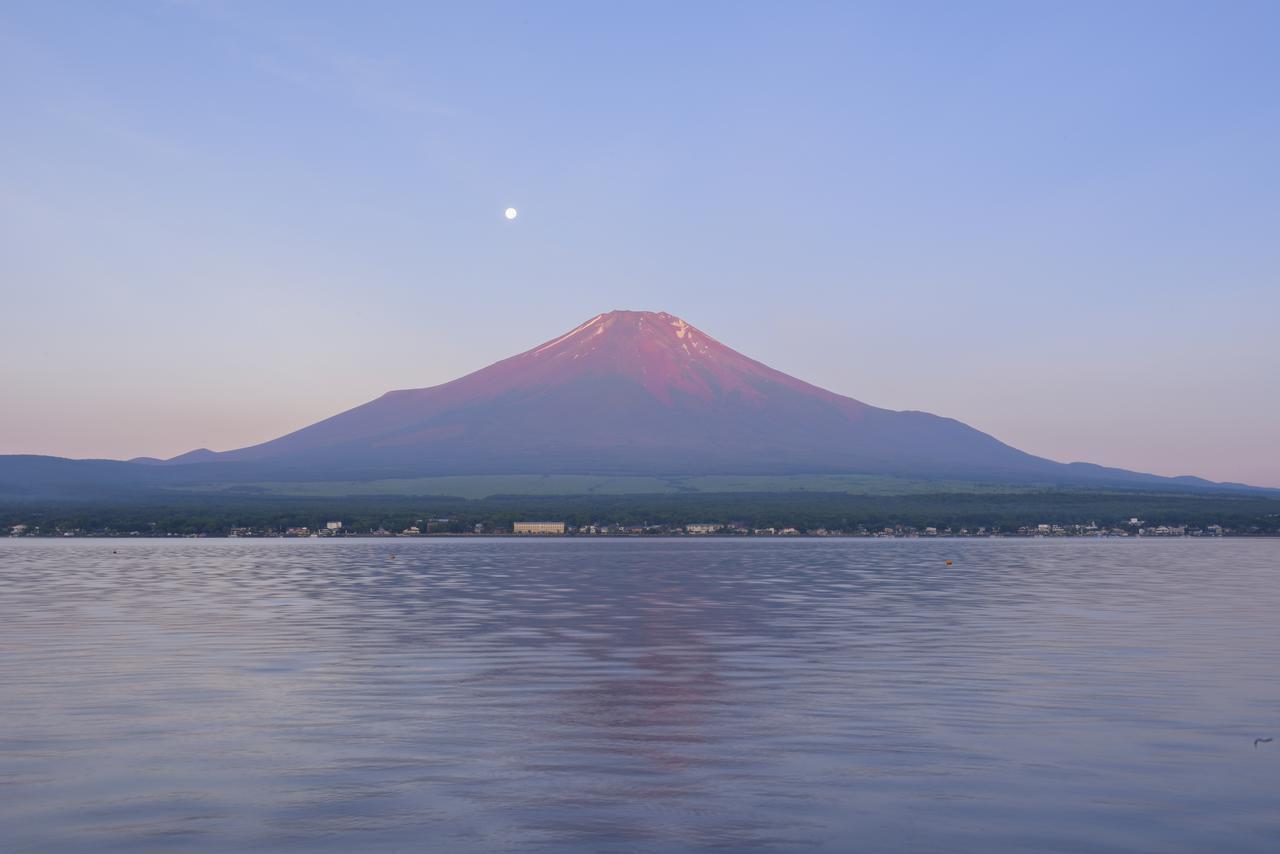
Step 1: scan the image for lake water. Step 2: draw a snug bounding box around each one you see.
[2,538,1278,852]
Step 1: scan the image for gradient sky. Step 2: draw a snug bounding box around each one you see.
[3,1,1278,486]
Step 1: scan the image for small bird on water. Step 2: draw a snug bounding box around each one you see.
[1256,737,1274,748]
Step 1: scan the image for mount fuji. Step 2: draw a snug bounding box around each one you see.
[138,310,1225,489]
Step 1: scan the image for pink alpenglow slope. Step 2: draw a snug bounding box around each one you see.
[167,310,1192,485]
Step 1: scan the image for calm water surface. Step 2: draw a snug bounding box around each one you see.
[2,539,1278,852]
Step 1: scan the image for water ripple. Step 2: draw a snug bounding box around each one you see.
[2,539,1279,851]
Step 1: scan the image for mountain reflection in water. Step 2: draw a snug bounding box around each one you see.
[2,539,1279,852]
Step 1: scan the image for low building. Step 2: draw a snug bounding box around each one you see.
[513,521,565,535]
[326,521,343,530]
[1142,525,1186,537]
[685,523,720,535]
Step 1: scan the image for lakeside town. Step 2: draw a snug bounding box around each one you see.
[7,518,1263,539]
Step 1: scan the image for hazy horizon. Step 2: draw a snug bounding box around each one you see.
[3,2,1278,486]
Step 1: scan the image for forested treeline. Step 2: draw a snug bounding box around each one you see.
[5,490,1280,535]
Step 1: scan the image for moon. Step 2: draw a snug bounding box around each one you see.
[504,207,518,220]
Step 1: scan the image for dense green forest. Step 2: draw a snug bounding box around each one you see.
[5,489,1280,536]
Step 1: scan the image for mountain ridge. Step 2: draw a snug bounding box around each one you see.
[162,309,1049,478]
[147,310,1255,489]
[1,310,1269,495]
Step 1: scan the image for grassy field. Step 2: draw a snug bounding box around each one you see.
[173,473,1046,499]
